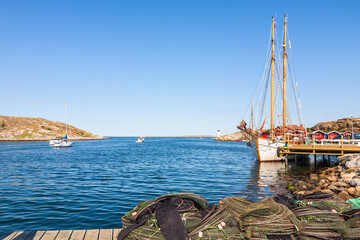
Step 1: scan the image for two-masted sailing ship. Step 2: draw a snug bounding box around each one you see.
[238,15,306,162]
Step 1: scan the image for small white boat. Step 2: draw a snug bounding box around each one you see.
[49,138,60,146]
[53,138,73,148]
[50,100,73,148]
[136,136,144,143]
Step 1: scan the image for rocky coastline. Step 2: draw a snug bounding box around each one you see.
[289,153,360,201]
[0,115,105,141]
[214,131,244,141]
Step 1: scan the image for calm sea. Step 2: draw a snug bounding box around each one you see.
[0,137,303,231]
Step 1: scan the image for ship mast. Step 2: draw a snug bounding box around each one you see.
[282,15,287,141]
[270,17,275,140]
[65,100,68,136]
[251,101,254,134]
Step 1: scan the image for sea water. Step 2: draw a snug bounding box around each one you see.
[0,137,305,231]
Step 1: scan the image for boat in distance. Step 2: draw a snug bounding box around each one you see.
[136,136,144,143]
[50,100,73,148]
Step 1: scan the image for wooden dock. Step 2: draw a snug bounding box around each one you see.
[279,135,360,157]
[279,144,360,157]
[0,229,122,240]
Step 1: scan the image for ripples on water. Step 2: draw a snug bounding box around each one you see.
[0,137,309,231]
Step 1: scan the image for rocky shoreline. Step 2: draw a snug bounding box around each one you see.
[214,131,244,141]
[0,115,105,141]
[289,153,360,201]
[0,136,106,142]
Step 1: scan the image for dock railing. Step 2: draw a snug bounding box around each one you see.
[279,134,360,157]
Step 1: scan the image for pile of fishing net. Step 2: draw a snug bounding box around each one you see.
[280,192,360,240]
[118,193,304,240]
[117,191,360,239]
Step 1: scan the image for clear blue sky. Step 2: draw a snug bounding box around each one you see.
[0,1,359,136]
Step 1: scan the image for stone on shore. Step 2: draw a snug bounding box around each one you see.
[350,177,360,187]
[341,172,357,183]
[338,153,360,168]
[338,190,350,201]
[310,173,318,181]
[291,153,360,200]
[347,187,356,195]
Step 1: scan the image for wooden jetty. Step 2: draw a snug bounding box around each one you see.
[279,136,360,157]
[0,229,122,240]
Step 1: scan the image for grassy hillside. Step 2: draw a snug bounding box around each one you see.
[0,115,104,141]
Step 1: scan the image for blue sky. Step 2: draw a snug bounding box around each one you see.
[0,1,359,136]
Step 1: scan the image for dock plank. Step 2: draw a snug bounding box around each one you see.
[12,232,32,240]
[112,229,121,240]
[55,231,72,240]
[25,231,46,240]
[98,230,111,240]
[41,231,59,240]
[83,230,98,240]
[69,230,85,240]
[0,232,17,240]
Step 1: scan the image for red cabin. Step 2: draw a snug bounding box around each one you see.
[311,130,326,140]
[343,131,353,139]
[327,131,340,139]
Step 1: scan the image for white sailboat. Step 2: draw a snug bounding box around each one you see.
[238,15,306,162]
[136,136,144,143]
[136,117,144,143]
[50,100,73,148]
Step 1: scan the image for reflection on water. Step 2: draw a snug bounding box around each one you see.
[252,155,337,198]
[258,162,287,189]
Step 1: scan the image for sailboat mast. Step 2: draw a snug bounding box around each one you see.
[65,100,68,136]
[283,15,287,140]
[270,17,275,140]
[251,101,254,133]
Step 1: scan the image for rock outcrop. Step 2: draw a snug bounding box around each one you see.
[214,131,244,141]
[0,115,104,141]
[311,117,360,133]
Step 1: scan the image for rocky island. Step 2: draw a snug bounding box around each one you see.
[309,117,360,133]
[0,115,104,141]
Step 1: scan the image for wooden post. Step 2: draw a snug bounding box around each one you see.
[341,134,344,154]
[312,134,315,154]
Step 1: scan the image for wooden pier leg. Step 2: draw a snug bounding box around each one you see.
[314,154,317,166]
